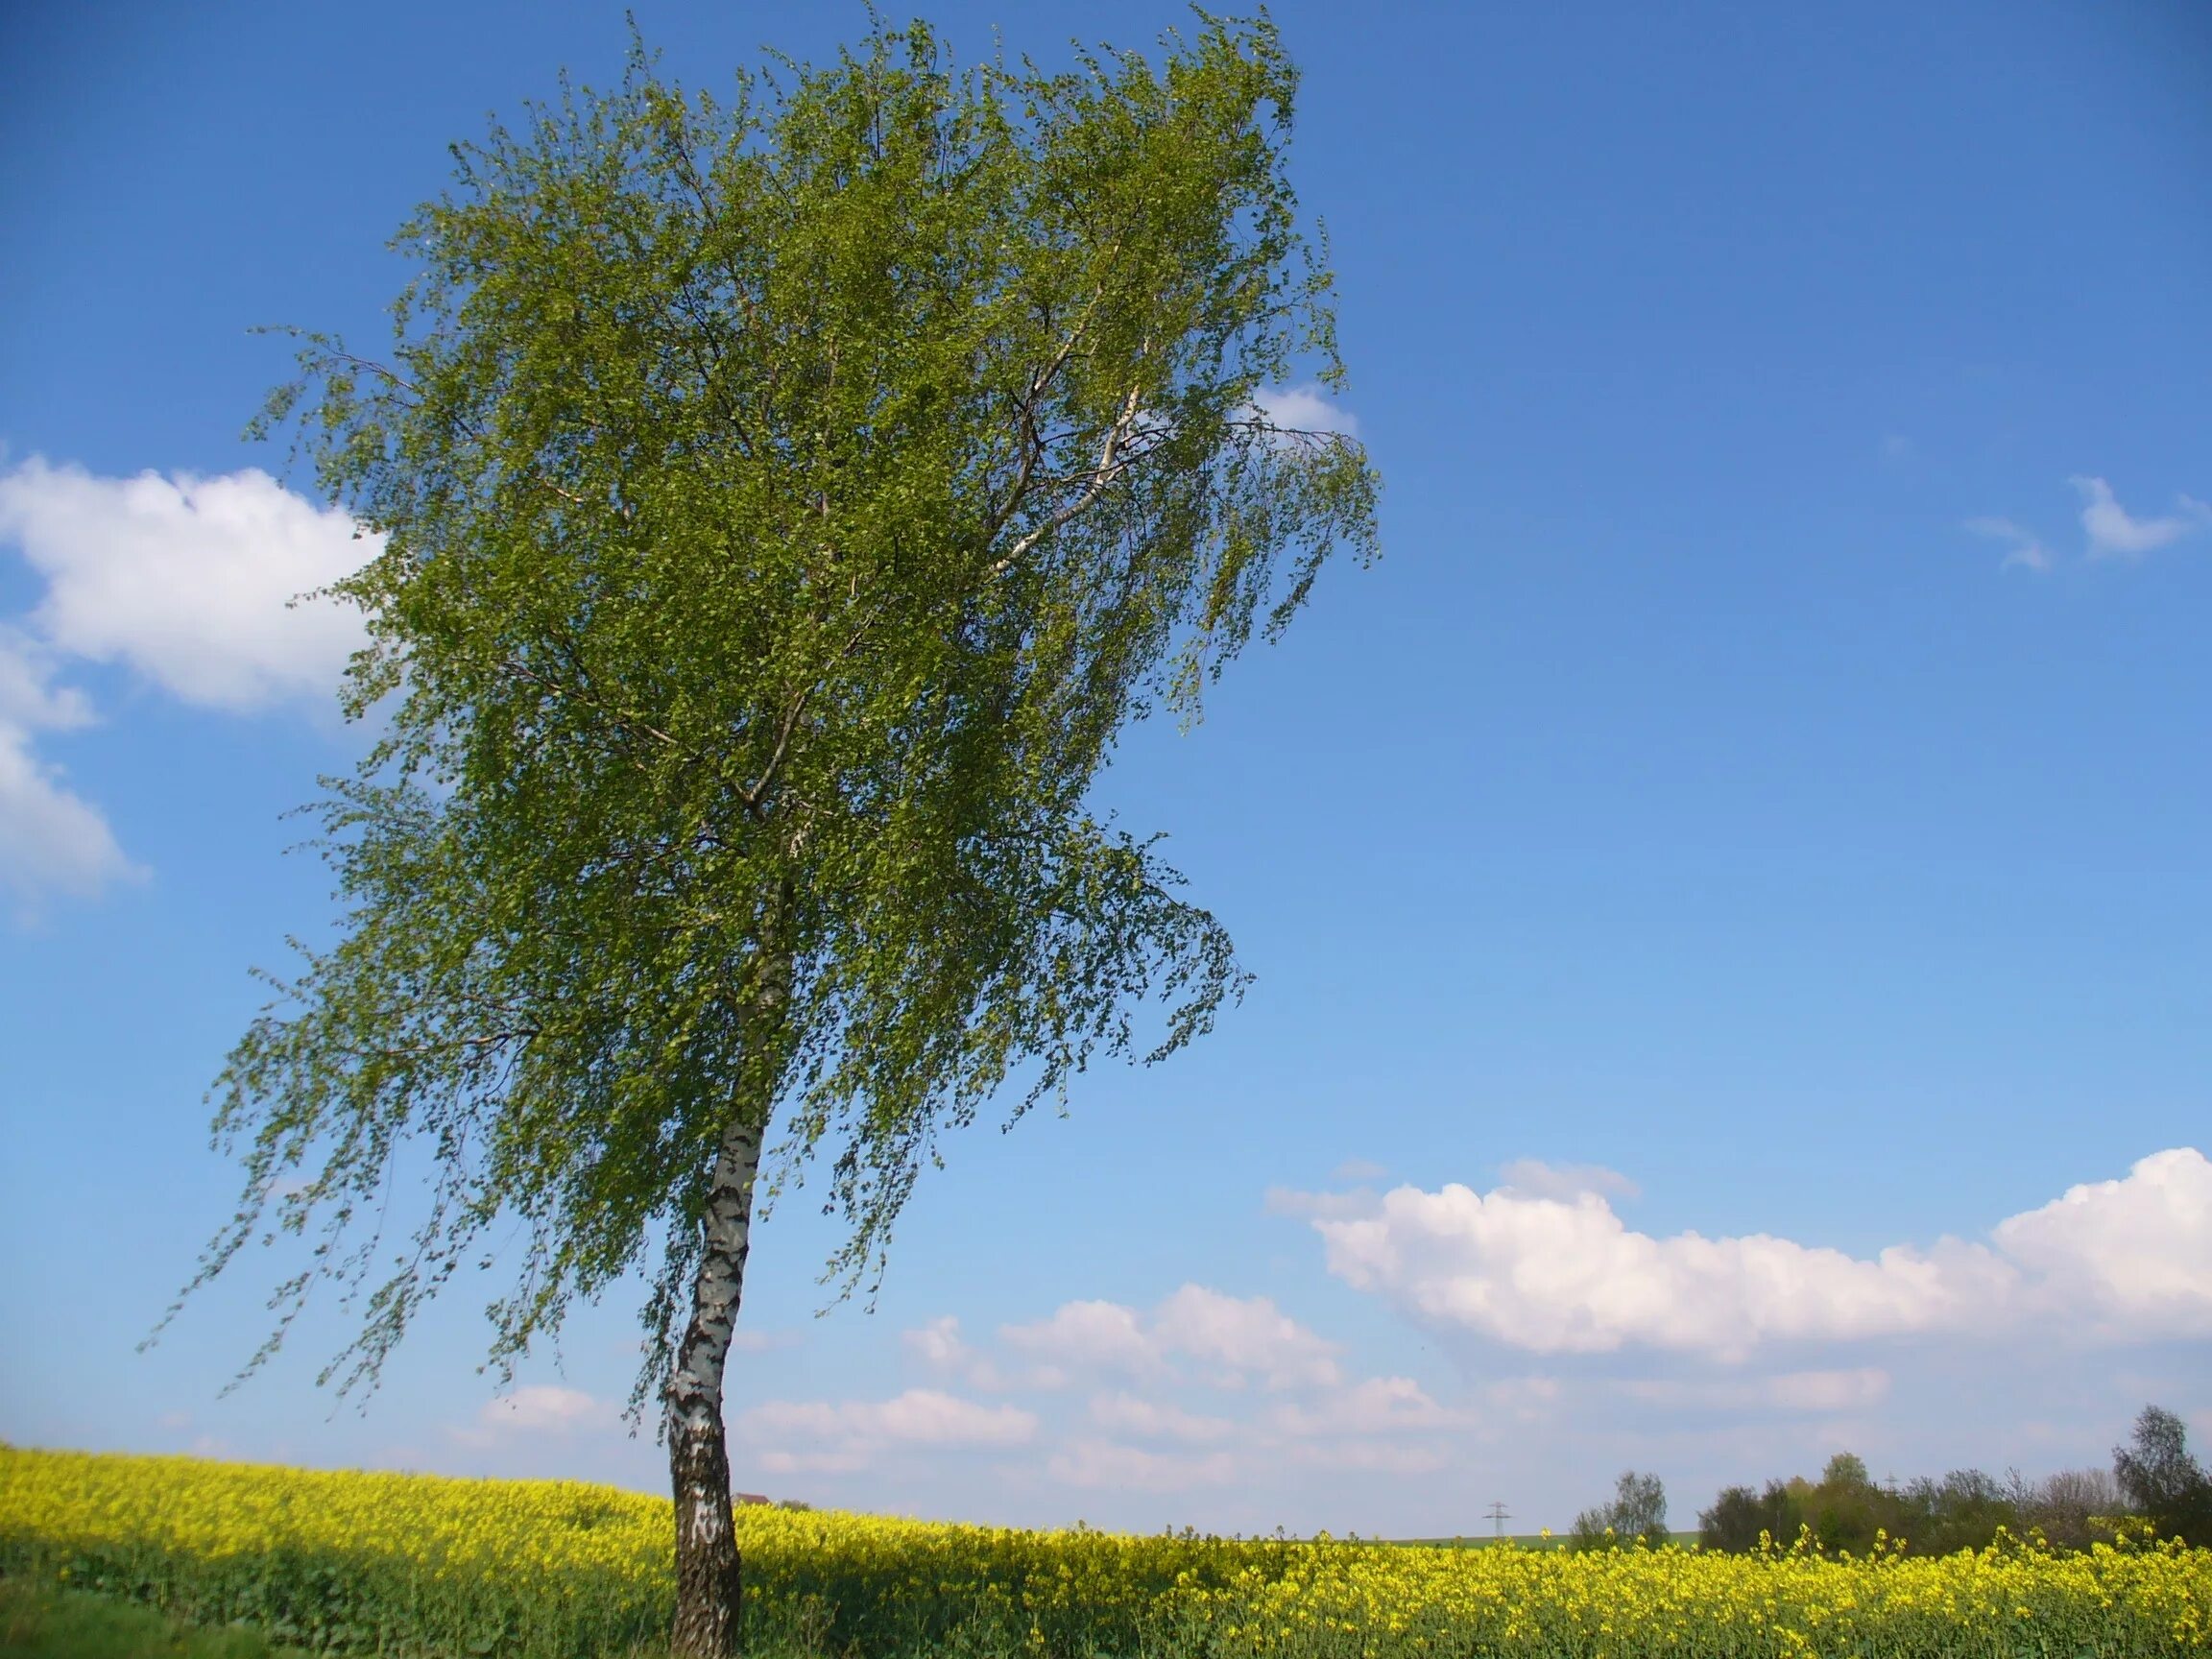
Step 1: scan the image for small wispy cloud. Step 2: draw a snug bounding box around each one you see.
[1497,1159,1640,1202]
[2071,476,2212,561]
[1247,384,1359,444]
[1969,476,2208,574]
[1965,516,2054,574]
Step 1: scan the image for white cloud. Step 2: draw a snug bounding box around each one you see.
[998,1286,1338,1391]
[1768,1367,1891,1412]
[489,1383,602,1431]
[0,632,142,910]
[1965,516,2054,573]
[733,1388,1026,1451]
[1046,1439,1237,1493]
[0,626,94,733]
[1088,1392,1238,1445]
[0,457,374,709]
[1264,1375,1466,1437]
[1152,1285,1343,1391]
[1264,1185,1378,1222]
[2072,476,2211,561]
[1000,1299,1165,1379]
[1992,1148,2212,1336]
[1248,384,1359,442]
[1497,1160,1640,1202]
[903,1314,1064,1391]
[1617,1368,1891,1414]
[1286,1147,2212,1358]
[1482,1375,1562,1422]
[1285,1439,1448,1477]
[757,1446,872,1476]
[0,457,380,907]
[903,1314,973,1369]
[449,1383,606,1446]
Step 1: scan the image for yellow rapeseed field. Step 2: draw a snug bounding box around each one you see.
[1,1443,2205,1657]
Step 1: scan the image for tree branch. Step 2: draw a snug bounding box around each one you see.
[988,376,1148,577]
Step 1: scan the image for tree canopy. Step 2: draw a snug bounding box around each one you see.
[167,9,1379,1440]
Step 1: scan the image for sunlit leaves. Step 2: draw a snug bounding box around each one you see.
[183,12,1379,1418]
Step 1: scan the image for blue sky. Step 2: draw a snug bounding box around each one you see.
[3,0,2209,1537]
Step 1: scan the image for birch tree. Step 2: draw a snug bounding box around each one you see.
[167,12,1378,1654]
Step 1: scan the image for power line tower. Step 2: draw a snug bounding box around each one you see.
[1484,1500,1511,1540]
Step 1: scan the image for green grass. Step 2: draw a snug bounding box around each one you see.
[0,1577,304,1659]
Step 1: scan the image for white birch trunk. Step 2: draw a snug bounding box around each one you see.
[666,1111,765,1658]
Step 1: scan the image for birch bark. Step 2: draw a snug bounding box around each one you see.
[666,1111,764,1658]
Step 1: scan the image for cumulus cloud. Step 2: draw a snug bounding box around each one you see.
[488,1383,602,1431]
[449,1383,605,1446]
[998,1286,1341,1392]
[1264,1376,1467,1437]
[739,1388,1037,1475]
[1991,1148,2212,1336]
[900,1288,1486,1494]
[2072,476,2211,561]
[1046,1439,1237,1493]
[1089,1392,1238,1445]
[1153,1286,1343,1390]
[0,457,374,709]
[0,627,142,910]
[0,456,379,907]
[1247,384,1359,443]
[903,1314,1064,1391]
[1285,1147,2212,1359]
[903,1314,972,1368]
[999,1300,1161,1380]
[1965,516,2054,573]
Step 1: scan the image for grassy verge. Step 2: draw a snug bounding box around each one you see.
[0,1576,304,1658]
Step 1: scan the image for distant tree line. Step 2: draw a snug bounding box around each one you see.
[1568,1405,2210,1555]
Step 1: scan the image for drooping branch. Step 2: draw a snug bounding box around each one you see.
[988,376,1150,578]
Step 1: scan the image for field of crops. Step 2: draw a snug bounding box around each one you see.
[2,1444,2207,1658]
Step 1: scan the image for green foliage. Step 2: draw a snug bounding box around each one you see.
[1819,1452,1870,1491]
[161,10,1379,1417]
[1569,1470,1668,1551]
[1700,1439,2152,1558]
[0,1576,301,1659]
[2118,1406,2212,1546]
[1697,1481,1802,1555]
